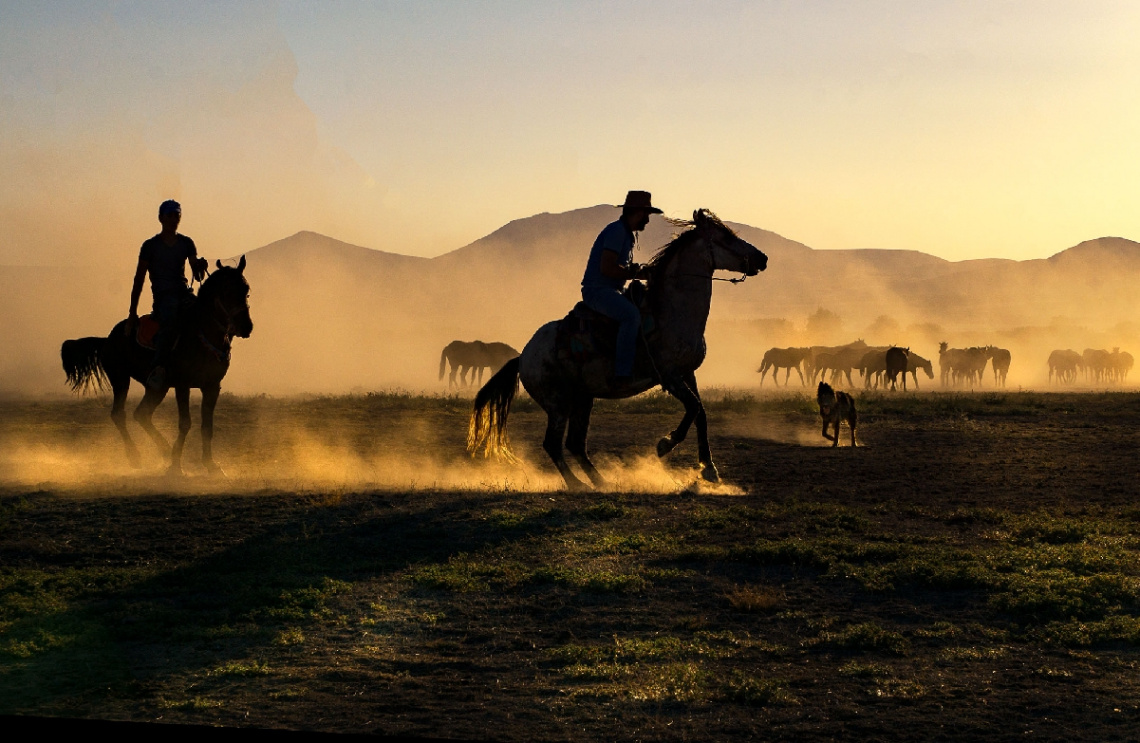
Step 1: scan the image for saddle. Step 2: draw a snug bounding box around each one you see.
[555,281,657,365]
[135,314,161,350]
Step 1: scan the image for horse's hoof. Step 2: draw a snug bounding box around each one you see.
[166,464,185,478]
[204,462,228,478]
[700,464,720,483]
[656,436,675,458]
[563,478,591,493]
[127,453,142,469]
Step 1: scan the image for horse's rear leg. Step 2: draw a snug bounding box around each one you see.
[542,409,588,491]
[133,387,171,458]
[566,397,607,489]
[110,377,141,468]
[169,386,192,476]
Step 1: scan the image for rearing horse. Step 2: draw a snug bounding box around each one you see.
[468,210,767,490]
[61,257,254,475]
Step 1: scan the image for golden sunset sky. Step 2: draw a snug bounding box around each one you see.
[2,1,1138,268]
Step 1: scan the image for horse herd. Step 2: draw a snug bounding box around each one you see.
[758,341,935,391]
[1047,348,1134,385]
[759,341,1134,390]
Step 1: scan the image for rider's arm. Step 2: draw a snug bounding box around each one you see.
[129,257,148,319]
[599,250,640,281]
[185,237,206,282]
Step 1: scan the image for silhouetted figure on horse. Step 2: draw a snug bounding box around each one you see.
[469,195,767,490]
[61,201,253,475]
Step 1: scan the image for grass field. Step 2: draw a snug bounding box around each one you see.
[1,390,1138,740]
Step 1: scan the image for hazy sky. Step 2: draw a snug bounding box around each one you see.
[2,1,1139,266]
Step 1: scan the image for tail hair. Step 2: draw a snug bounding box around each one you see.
[61,337,108,394]
[467,357,520,462]
[439,347,448,380]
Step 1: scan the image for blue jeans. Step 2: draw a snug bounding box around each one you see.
[582,286,640,377]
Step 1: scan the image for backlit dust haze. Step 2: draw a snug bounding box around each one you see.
[1,2,1139,396]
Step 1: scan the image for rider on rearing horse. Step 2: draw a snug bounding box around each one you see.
[126,200,209,391]
[580,190,661,384]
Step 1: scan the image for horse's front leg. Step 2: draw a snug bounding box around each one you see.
[656,377,698,459]
[685,372,718,482]
[657,374,717,483]
[821,419,834,442]
[168,386,192,476]
[200,385,226,477]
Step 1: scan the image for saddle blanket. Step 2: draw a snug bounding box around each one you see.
[135,314,161,350]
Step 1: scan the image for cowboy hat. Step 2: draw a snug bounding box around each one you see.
[618,190,663,214]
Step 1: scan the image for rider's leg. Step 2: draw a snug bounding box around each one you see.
[149,292,182,373]
[582,287,640,379]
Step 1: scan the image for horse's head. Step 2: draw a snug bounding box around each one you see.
[202,255,254,338]
[692,209,767,277]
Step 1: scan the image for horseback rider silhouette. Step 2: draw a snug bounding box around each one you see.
[126,200,209,390]
[580,190,661,384]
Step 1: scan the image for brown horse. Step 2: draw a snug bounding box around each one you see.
[61,258,253,475]
[885,346,909,391]
[468,209,766,490]
[439,340,520,388]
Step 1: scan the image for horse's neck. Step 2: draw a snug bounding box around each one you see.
[192,293,227,345]
[651,245,714,361]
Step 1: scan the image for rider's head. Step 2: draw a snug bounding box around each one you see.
[158,200,181,232]
[619,191,662,232]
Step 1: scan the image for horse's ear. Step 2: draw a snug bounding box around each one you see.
[238,255,247,273]
[692,209,702,224]
[216,259,223,270]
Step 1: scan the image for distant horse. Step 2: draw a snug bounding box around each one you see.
[61,258,253,475]
[439,340,520,388]
[1110,348,1134,383]
[806,340,869,386]
[859,349,886,389]
[906,352,935,389]
[468,209,766,490]
[1082,348,1112,384]
[884,346,909,391]
[1047,349,1082,384]
[757,346,808,387]
[987,346,1011,387]
[939,342,989,388]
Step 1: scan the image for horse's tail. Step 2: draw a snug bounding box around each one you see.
[61,336,109,394]
[467,357,520,462]
[439,347,448,380]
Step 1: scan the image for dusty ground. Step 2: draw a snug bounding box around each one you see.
[0,390,1138,741]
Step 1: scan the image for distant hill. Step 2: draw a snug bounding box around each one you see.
[3,207,1139,393]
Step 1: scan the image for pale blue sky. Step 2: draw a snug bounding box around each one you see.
[2,1,1139,264]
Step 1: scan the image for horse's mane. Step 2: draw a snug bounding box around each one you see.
[645,209,734,278]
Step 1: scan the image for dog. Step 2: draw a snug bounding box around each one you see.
[817,381,858,447]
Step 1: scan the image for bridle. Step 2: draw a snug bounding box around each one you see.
[676,230,753,284]
[195,275,249,362]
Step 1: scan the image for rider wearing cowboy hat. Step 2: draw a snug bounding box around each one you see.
[580,190,662,384]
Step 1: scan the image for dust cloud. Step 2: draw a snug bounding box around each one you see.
[0,395,741,497]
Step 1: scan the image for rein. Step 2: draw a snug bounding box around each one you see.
[679,273,749,284]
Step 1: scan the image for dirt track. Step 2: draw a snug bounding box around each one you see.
[1,391,1138,741]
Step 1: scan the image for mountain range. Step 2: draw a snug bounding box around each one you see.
[2,205,1138,393]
